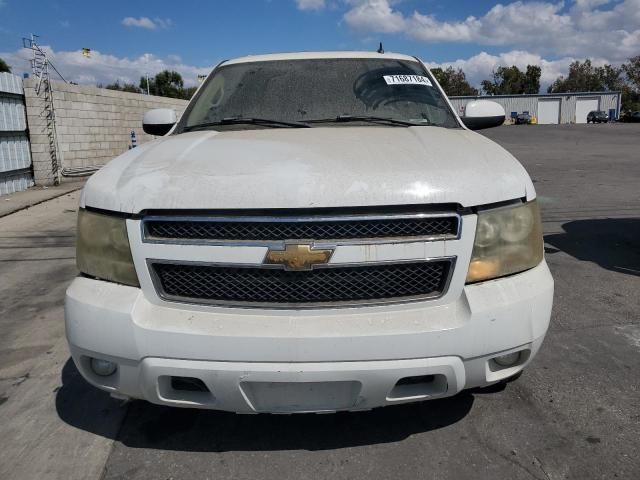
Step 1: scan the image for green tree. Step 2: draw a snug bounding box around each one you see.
[430,66,478,96]
[103,80,141,93]
[482,65,541,95]
[523,65,542,95]
[139,70,199,99]
[546,59,622,93]
[547,59,635,110]
[621,56,640,112]
[181,86,198,99]
[547,59,638,112]
[622,56,640,91]
[140,70,185,99]
[0,57,11,73]
[599,64,624,91]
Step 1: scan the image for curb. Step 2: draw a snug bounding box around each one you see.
[0,184,85,219]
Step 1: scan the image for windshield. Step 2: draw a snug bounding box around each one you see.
[178,58,460,131]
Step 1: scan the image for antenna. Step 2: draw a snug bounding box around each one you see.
[377,42,385,54]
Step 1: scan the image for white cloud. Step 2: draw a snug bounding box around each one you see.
[428,52,553,88]
[0,46,211,87]
[342,0,640,62]
[121,16,172,30]
[343,0,405,32]
[425,50,612,91]
[296,0,326,10]
[0,43,617,94]
[153,18,172,29]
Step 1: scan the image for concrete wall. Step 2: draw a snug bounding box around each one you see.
[23,80,189,185]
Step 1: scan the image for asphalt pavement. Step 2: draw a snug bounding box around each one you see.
[0,123,638,480]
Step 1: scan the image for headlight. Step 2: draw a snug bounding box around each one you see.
[466,200,543,283]
[76,209,139,287]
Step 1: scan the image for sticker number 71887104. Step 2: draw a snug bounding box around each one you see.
[383,75,433,86]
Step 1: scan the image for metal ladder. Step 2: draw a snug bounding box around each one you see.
[24,35,65,185]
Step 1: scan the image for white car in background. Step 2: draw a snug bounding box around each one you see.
[65,51,553,413]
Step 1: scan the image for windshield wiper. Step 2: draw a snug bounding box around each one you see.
[183,117,311,132]
[305,115,420,127]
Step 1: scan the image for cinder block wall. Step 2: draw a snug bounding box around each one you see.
[23,79,189,185]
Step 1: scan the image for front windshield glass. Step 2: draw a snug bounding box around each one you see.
[179,58,460,131]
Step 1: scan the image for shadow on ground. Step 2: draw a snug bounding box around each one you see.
[544,218,640,277]
[55,359,494,452]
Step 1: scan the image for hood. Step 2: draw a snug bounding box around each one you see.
[81,127,535,213]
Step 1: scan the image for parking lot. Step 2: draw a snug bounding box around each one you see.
[0,123,639,480]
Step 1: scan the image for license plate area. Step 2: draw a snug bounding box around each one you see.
[240,380,362,413]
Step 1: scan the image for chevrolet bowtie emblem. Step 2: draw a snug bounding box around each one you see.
[264,243,334,271]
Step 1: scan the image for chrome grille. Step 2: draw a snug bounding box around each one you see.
[144,214,459,243]
[151,260,453,308]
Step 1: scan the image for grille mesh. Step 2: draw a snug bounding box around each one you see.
[145,216,458,242]
[152,261,451,307]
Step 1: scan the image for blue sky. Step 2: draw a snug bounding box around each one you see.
[1,0,639,89]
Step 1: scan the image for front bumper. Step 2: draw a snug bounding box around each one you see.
[65,261,553,413]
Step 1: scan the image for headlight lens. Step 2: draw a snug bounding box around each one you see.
[76,209,139,287]
[466,200,543,283]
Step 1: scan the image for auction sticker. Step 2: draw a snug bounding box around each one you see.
[383,75,433,86]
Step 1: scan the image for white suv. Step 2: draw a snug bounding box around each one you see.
[65,51,553,413]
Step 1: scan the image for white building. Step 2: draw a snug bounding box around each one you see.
[449,92,622,124]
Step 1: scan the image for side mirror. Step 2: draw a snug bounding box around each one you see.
[143,108,177,136]
[461,100,506,130]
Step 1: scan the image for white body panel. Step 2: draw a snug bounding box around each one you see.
[142,108,177,127]
[66,212,554,412]
[464,99,506,118]
[80,127,535,213]
[66,261,553,412]
[66,51,553,413]
[223,51,418,65]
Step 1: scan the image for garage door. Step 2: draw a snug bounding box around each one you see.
[575,98,599,123]
[538,99,560,124]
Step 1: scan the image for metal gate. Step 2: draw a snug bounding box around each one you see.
[0,72,33,195]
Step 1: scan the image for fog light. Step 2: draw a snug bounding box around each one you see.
[493,352,521,367]
[90,358,117,377]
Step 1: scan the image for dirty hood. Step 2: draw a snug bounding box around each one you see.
[81,127,535,213]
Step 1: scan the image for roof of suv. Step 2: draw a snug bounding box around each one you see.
[223,51,418,66]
